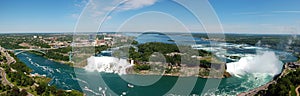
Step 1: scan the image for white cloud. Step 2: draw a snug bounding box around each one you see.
[272,11,300,13]
[76,0,158,18]
[71,0,89,19]
[71,13,79,19]
[232,12,274,17]
[105,16,112,20]
[74,0,89,8]
[118,0,158,11]
[72,0,159,27]
[186,23,300,34]
[234,11,300,16]
[232,12,260,15]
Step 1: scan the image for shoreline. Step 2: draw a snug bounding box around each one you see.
[237,62,293,96]
[48,55,294,95]
[125,73,230,79]
[2,47,83,95]
[25,51,232,78]
[17,48,289,95]
[26,50,75,66]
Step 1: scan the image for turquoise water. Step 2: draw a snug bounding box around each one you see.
[16,51,292,95]
[17,52,206,95]
[15,33,298,95]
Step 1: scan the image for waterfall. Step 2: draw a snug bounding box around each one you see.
[84,56,133,75]
[226,51,283,77]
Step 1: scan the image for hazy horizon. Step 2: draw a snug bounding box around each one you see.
[0,31,299,35]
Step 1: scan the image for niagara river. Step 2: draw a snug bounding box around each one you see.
[15,33,298,95]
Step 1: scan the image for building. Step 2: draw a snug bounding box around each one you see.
[287,62,300,69]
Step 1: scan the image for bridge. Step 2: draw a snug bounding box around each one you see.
[10,48,57,55]
[11,45,138,61]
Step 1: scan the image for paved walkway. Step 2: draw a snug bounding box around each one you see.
[238,81,276,96]
[295,85,300,96]
[0,67,14,87]
[0,46,16,65]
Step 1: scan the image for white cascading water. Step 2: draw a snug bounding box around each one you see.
[84,56,133,75]
[226,51,283,77]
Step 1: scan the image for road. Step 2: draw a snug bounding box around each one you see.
[0,67,34,96]
[0,47,16,65]
[0,47,35,95]
[296,85,300,96]
[0,67,14,87]
[238,81,276,96]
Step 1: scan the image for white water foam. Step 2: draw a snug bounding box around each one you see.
[56,69,61,73]
[226,51,283,77]
[74,78,89,85]
[83,86,101,96]
[85,56,133,75]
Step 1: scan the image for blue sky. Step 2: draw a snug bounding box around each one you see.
[1,0,300,34]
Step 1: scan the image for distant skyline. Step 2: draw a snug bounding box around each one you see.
[1,0,300,34]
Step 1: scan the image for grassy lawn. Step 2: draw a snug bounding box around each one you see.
[291,85,297,96]
[5,70,56,96]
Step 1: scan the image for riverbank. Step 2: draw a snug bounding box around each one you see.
[126,70,231,79]
[83,56,231,79]
[15,47,289,95]
[0,47,83,96]
[29,50,232,79]
[77,58,231,78]
[28,50,75,66]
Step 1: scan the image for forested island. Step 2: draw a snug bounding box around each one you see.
[117,42,231,78]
